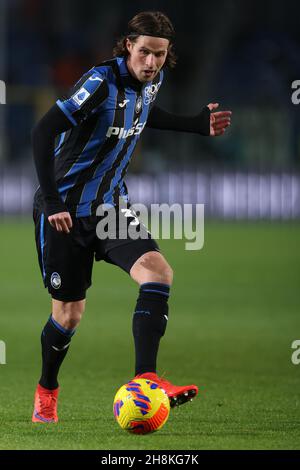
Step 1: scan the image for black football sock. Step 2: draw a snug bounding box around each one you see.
[39,315,75,390]
[133,282,170,376]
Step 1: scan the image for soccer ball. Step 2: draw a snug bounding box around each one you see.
[113,378,170,434]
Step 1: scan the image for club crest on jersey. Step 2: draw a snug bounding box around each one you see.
[144,81,162,105]
[71,87,90,107]
[135,96,143,114]
[51,272,61,289]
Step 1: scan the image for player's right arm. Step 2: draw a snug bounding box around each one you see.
[32,70,109,233]
[32,104,74,232]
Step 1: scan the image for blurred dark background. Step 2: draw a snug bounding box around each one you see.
[0,0,300,216]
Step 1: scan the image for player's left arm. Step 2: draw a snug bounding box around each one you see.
[146,103,231,137]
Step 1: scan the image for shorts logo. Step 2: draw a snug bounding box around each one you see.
[72,87,90,106]
[51,272,61,289]
[135,95,143,114]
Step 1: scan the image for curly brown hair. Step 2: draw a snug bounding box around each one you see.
[113,11,177,69]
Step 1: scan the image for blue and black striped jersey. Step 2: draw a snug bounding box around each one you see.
[53,56,164,217]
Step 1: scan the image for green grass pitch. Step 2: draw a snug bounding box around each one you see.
[0,220,299,450]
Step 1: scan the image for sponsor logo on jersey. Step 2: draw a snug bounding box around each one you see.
[71,87,91,106]
[144,81,162,105]
[106,119,146,139]
[51,272,62,289]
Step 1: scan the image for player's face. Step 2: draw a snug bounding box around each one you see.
[126,35,169,83]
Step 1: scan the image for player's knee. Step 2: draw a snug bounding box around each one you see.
[63,301,85,329]
[52,299,85,330]
[161,264,173,285]
[130,252,174,286]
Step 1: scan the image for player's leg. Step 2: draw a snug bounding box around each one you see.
[102,238,198,407]
[130,250,173,376]
[32,299,85,423]
[32,206,93,422]
[38,299,85,392]
[130,250,198,406]
[52,298,86,330]
[97,205,198,406]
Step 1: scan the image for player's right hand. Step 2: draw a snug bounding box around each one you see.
[48,212,73,234]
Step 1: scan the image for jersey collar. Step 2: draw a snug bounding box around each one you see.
[117,56,144,92]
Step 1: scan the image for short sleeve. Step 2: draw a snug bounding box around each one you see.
[56,70,109,126]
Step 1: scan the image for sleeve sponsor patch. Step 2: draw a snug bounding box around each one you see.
[71,87,91,107]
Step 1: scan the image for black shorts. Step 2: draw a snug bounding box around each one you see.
[33,198,160,302]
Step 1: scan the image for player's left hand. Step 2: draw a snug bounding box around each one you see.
[207,103,232,137]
